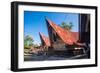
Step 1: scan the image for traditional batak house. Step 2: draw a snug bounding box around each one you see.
[39,32,51,51]
[46,18,85,56]
[30,33,51,55]
[79,14,90,58]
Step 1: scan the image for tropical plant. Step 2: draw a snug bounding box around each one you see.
[24,35,34,49]
[60,22,73,30]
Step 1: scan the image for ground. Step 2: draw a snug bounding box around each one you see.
[24,52,89,61]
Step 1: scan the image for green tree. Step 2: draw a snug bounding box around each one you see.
[60,22,73,30]
[24,35,34,49]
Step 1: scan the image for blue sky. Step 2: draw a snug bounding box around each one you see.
[24,11,79,45]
